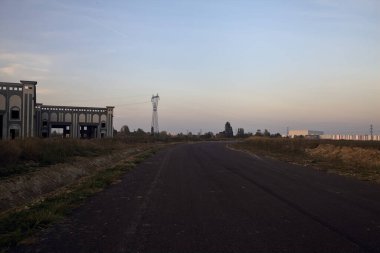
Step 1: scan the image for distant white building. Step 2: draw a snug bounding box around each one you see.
[288,130,324,138]
[320,134,380,141]
[287,129,380,141]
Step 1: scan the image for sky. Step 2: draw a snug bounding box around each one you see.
[0,0,379,135]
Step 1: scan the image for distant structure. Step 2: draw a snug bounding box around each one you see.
[320,134,380,141]
[0,80,114,140]
[0,81,37,139]
[35,104,114,139]
[288,127,380,141]
[151,94,160,135]
[288,129,324,139]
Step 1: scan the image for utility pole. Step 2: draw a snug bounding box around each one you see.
[151,94,160,135]
[370,124,373,141]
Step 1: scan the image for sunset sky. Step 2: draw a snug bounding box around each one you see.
[1,0,379,134]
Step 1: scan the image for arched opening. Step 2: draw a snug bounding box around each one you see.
[0,114,3,140]
[10,107,20,120]
[9,125,20,140]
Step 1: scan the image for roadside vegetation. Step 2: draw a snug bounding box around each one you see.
[0,148,156,251]
[0,138,126,178]
[232,137,380,182]
[0,134,166,251]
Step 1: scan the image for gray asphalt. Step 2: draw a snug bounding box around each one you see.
[19,142,380,252]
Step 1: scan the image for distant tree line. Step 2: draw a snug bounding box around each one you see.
[115,122,282,143]
[116,125,219,143]
[218,122,281,138]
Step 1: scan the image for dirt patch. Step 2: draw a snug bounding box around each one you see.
[0,148,142,213]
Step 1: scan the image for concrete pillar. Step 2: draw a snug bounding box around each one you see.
[106,106,114,137]
[20,80,37,138]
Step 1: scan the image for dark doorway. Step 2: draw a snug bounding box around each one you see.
[10,129,19,140]
[0,115,3,140]
[80,125,98,139]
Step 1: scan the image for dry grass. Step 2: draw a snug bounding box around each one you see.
[306,144,380,180]
[0,138,129,178]
[232,137,380,182]
[0,147,143,213]
[0,137,168,250]
[0,146,158,250]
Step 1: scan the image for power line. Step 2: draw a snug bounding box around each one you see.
[59,95,149,104]
[114,101,150,107]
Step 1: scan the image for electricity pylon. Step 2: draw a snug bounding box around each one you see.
[151,94,160,135]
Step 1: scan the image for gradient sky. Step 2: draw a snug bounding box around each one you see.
[1,0,379,135]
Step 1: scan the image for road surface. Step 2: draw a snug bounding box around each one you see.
[19,142,380,252]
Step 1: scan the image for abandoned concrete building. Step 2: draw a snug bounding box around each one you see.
[0,80,114,140]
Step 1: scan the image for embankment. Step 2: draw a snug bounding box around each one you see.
[0,146,145,213]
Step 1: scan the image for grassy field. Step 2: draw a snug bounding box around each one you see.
[0,138,161,251]
[232,137,380,182]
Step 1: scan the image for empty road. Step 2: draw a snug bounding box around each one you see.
[21,142,380,252]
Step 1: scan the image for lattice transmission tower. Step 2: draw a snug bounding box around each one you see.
[151,94,160,135]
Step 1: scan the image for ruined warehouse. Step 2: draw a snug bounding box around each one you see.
[0,80,114,140]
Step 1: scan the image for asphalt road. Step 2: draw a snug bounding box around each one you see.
[20,142,380,252]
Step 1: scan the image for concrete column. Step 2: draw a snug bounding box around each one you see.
[106,106,114,138]
[21,81,37,138]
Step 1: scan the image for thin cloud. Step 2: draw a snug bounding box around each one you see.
[41,0,129,40]
[0,51,52,67]
[0,51,52,80]
[309,0,380,15]
[37,87,55,95]
[83,15,129,39]
[0,64,21,75]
